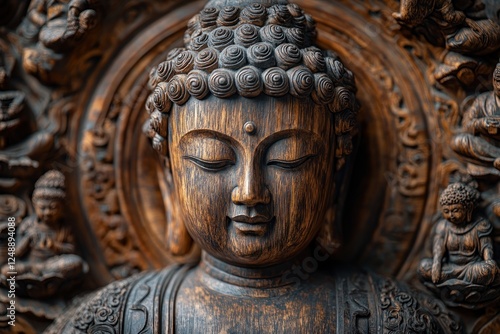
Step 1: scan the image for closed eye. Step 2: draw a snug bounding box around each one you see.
[267,154,317,170]
[183,156,235,172]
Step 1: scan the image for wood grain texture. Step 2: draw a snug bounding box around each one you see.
[1,0,500,332]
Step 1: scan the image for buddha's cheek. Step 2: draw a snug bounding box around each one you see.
[266,166,330,259]
[174,165,232,256]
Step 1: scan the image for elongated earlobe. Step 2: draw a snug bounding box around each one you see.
[317,205,342,255]
[466,206,473,223]
[158,157,194,257]
[167,216,193,256]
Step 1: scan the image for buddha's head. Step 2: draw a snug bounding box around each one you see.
[439,183,479,226]
[32,170,65,226]
[145,0,359,267]
[494,62,500,97]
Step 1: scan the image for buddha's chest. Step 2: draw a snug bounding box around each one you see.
[446,229,478,254]
[174,282,337,333]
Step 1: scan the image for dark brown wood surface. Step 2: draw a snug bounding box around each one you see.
[1,0,500,332]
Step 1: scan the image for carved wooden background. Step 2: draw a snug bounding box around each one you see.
[1,0,500,332]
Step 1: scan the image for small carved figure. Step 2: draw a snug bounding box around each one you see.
[0,170,85,298]
[433,51,491,89]
[393,1,500,56]
[447,18,500,55]
[0,91,54,190]
[420,183,497,284]
[19,0,99,84]
[452,63,500,178]
[419,182,500,308]
[393,0,466,27]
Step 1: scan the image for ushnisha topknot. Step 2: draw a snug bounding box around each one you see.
[32,170,65,202]
[145,0,359,169]
[439,183,480,211]
[146,1,357,106]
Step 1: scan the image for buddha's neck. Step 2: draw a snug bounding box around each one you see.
[198,251,310,298]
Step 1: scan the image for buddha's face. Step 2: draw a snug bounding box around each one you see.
[34,197,63,226]
[169,95,336,266]
[442,203,469,225]
[494,69,500,97]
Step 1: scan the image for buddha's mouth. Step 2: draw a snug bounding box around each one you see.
[231,214,272,224]
[229,216,275,236]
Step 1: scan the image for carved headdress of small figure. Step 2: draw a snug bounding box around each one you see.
[439,182,480,220]
[32,170,65,202]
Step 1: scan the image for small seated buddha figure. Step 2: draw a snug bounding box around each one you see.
[419,183,500,307]
[451,62,500,178]
[47,1,464,332]
[0,170,85,298]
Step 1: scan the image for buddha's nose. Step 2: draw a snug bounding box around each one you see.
[231,168,271,207]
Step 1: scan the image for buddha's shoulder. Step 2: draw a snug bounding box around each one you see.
[330,269,464,334]
[44,264,191,334]
[45,266,464,334]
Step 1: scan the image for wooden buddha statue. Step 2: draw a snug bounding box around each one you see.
[47,1,464,333]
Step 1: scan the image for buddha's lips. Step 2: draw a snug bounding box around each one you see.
[229,216,274,236]
[230,214,273,224]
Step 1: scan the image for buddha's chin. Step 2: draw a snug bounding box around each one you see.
[223,228,282,266]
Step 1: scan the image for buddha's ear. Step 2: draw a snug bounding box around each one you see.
[317,170,343,254]
[466,205,473,222]
[318,132,360,254]
[317,202,342,254]
[157,156,193,257]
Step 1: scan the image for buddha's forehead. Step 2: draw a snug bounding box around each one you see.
[170,95,333,144]
[443,203,464,208]
[35,198,54,204]
[34,197,61,205]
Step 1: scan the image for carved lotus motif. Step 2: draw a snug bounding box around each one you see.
[424,279,500,309]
